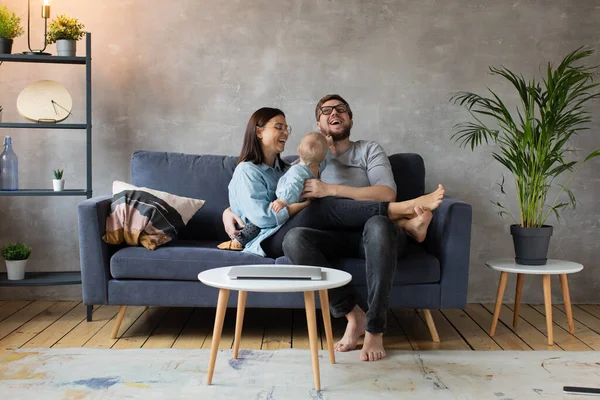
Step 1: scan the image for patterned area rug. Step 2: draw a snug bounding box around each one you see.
[0,348,598,399]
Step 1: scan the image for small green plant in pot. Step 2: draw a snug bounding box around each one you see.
[46,14,85,57]
[52,168,64,191]
[1,242,32,280]
[450,46,600,265]
[0,5,25,54]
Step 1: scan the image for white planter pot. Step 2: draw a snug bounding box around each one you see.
[53,179,65,191]
[56,40,76,57]
[6,259,27,280]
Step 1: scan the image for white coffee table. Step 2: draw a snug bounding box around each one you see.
[198,265,352,391]
[486,258,583,345]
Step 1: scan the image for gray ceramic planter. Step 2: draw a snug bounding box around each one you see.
[0,38,13,54]
[56,40,76,56]
[510,224,553,265]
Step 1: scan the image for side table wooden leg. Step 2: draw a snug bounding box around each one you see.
[304,291,321,391]
[542,274,553,345]
[233,290,247,359]
[490,271,508,336]
[318,289,335,364]
[559,274,575,334]
[207,288,230,385]
[513,273,524,328]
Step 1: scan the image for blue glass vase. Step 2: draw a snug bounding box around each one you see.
[0,136,18,190]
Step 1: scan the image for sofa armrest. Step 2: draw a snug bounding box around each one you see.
[77,195,113,305]
[426,196,472,308]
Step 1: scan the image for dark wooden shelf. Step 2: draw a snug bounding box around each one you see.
[0,271,82,286]
[0,123,87,129]
[0,54,86,65]
[0,189,90,196]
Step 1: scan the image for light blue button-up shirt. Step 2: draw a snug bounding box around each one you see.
[228,159,290,257]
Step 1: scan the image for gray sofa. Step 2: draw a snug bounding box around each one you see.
[78,150,472,327]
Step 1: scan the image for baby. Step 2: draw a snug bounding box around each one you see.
[218,131,332,251]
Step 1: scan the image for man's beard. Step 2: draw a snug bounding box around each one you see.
[329,125,351,141]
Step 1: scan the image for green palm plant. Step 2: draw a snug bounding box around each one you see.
[450,46,600,228]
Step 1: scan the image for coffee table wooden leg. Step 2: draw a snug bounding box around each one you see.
[490,271,508,336]
[207,288,230,385]
[318,289,335,364]
[304,291,321,391]
[559,274,575,334]
[513,273,524,328]
[233,290,247,359]
[542,274,553,345]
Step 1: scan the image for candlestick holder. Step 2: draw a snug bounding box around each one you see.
[22,0,51,55]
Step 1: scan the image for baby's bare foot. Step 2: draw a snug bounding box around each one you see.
[360,332,386,362]
[334,306,366,352]
[400,206,433,243]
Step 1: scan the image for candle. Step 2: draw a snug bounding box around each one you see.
[43,0,49,5]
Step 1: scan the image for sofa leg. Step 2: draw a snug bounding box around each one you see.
[86,305,93,322]
[111,306,128,339]
[423,309,440,343]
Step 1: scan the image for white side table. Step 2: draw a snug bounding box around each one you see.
[198,265,352,391]
[486,258,583,345]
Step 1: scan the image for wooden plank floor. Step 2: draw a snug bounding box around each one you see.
[0,301,599,353]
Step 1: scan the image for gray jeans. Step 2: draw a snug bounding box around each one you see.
[282,215,407,333]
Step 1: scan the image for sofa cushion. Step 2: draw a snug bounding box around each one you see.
[110,240,272,281]
[103,181,205,250]
[275,252,440,285]
[130,151,237,241]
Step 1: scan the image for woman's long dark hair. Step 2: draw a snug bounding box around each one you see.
[238,107,286,165]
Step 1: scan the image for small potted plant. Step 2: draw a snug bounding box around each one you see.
[53,168,64,191]
[1,242,31,280]
[46,14,85,57]
[0,5,24,54]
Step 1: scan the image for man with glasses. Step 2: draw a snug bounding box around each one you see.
[282,94,444,362]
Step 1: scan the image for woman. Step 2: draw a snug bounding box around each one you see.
[225,108,437,258]
[226,107,311,257]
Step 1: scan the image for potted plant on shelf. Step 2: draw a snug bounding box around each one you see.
[1,242,32,280]
[52,168,64,191]
[0,5,24,54]
[46,14,85,57]
[450,46,600,265]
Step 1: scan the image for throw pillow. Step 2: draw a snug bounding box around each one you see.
[103,181,205,250]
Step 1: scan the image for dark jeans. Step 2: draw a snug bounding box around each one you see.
[282,215,407,334]
[261,197,389,258]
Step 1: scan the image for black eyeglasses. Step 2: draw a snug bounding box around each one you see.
[319,104,349,116]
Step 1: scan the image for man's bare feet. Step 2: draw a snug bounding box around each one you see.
[413,184,444,215]
[334,305,366,352]
[360,332,386,362]
[398,206,433,242]
[387,184,444,220]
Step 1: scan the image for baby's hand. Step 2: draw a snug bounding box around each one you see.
[325,133,336,154]
[270,199,287,213]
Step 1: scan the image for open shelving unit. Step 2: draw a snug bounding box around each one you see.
[0,34,91,317]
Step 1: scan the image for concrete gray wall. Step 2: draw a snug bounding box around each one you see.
[1,0,599,303]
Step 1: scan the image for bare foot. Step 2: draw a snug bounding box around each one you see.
[414,184,444,214]
[387,184,444,220]
[334,305,366,352]
[398,206,433,243]
[360,332,386,362]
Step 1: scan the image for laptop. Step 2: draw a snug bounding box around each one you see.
[228,265,323,280]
